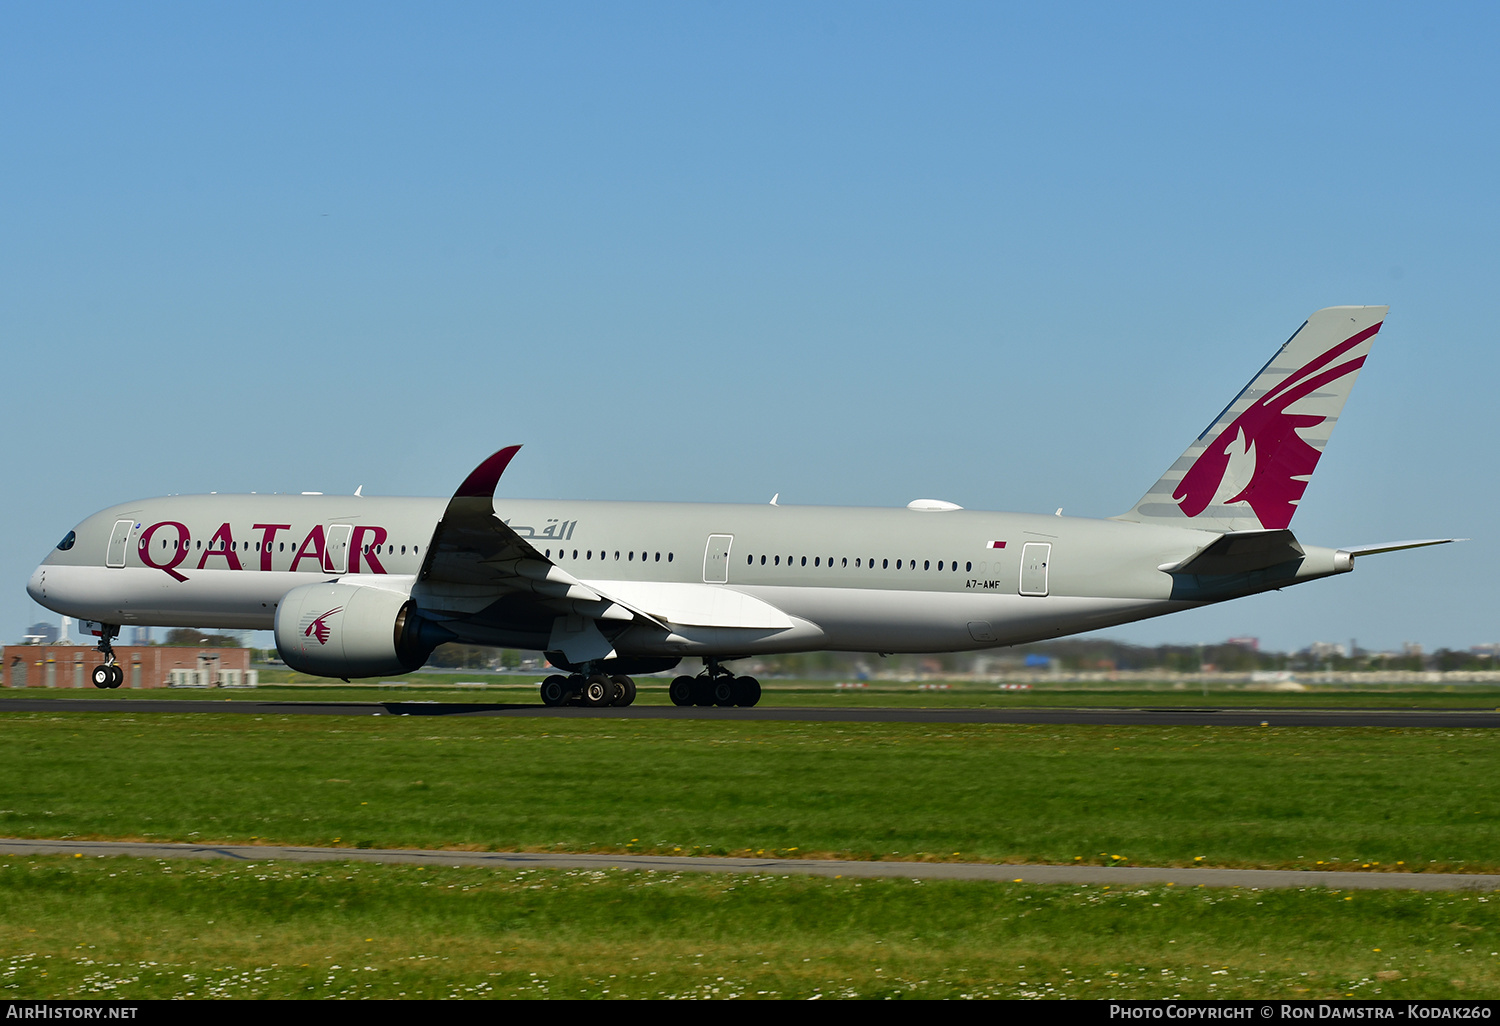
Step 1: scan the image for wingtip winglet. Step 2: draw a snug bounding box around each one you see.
[455,445,522,499]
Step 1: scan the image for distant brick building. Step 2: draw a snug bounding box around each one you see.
[2,646,251,689]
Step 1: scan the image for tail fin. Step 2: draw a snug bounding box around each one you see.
[1116,305,1388,533]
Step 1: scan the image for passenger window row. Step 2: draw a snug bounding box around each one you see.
[155,538,420,556]
[744,554,974,572]
[546,549,674,563]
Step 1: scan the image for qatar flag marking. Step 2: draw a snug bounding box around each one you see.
[986,541,1007,549]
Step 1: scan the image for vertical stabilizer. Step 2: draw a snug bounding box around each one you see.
[1117,305,1387,533]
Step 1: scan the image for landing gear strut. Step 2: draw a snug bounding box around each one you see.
[670,659,760,708]
[91,623,123,689]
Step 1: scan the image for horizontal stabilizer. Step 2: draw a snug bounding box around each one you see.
[1338,538,1464,558]
[1159,529,1305,575]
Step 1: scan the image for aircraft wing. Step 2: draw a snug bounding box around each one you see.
[585,579,795,630]
[415,448,796,654]
[416,446,655,625]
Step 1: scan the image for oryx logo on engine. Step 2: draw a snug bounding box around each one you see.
[302,607,342,646]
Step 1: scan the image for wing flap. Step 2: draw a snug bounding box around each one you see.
[586,579,796,629]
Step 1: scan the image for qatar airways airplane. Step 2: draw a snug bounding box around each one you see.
[28,306,1454,707]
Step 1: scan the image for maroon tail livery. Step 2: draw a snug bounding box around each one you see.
[1118,306,1387,533]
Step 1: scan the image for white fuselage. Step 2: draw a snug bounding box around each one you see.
[29,493,1349,661]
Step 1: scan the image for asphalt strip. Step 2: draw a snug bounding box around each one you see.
[3,698,1500,727]
[1,837,1495,891]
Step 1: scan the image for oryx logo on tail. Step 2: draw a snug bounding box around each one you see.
[1173,322,1381,530]
[302,606,342,646]
[1118,307,1388,533]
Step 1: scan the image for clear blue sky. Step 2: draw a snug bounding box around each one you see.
[3,2,1495,653]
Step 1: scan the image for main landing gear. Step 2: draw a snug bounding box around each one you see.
[669,660,761,708]
[90,623,124,689]
[539,672,637,708]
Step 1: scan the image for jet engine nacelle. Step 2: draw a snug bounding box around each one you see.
[273,582,451,679]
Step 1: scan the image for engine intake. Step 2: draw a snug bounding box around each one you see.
[274,582,452,679]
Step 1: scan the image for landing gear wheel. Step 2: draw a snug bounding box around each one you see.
[583,674,614,707]
[92,624,121,689]
[732,675,761,707]
[540,675,569,707]
[712,676,736,707]
[669,676,694,706]
[691,676,715,706]
[611,675,636,707]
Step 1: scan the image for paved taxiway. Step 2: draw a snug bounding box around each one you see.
[2,698,1498,727]
[2,837,1494,891]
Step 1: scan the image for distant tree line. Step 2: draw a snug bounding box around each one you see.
[729,639,1496,677]
[237,636,1495,675]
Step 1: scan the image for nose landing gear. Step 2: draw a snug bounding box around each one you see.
[90,623,124,689]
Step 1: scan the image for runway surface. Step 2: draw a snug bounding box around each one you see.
[2,837,1494,891]
[2,698,1499,727]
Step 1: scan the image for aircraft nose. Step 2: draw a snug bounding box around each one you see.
[26,565,45,604]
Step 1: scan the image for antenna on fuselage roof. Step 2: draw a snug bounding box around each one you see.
[354,485,363,497]
[769,493,780,506]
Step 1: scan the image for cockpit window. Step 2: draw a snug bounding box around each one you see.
[56,531,76,551]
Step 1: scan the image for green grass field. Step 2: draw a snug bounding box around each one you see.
[2,856,1496,999]
[2,706,1497,999]
[2,712,1496,869]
